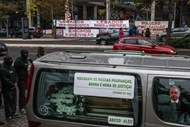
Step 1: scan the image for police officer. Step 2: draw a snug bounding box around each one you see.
[0,63,3,108]
[0,56,19,121]
[14,49,30,114]
[0,69,5,125]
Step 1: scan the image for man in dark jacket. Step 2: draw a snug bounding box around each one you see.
[14,49,29,114]
[0,69,5,125]
[0,63,3,108]
[0,56,19,121]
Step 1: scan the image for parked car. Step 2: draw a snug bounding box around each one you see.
[29,27,43,38]
[96,29,129,45]
[96,28,129,38]
[0,42,8,55]
[0,29,7,37]
[112,36,177,55]
[9,27,43,38]
[156,27,190,42]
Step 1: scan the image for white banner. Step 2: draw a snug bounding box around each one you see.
[55,20,129,28]
[63,29,99,37]
[135,21,174,36]
[74,73,135,99]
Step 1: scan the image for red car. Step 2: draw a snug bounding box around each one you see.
[112,36,177,55]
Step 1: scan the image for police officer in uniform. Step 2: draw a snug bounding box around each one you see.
[0,56,19,121]
[14,49,30,114]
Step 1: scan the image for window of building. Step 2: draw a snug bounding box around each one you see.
[34,69,142,126]
[153,77,190,125]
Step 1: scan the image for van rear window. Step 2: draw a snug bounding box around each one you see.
[34,69,142,126]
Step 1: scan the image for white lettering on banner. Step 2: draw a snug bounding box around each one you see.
[55,20,129,28]
[135,21,174,37]
[63,29,99,37]
[74,73,135,99]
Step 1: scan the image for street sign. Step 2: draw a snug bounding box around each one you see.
[65,11,71,21]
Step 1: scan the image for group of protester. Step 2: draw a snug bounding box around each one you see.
[118,26,151,39]
[0,47,45,125]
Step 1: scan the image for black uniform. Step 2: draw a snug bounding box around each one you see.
[0,65,5,125]
[0,56,18,120]
[0,63,2,107]
[14,49,29,112]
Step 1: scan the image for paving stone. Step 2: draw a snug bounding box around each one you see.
[0,106,28,127]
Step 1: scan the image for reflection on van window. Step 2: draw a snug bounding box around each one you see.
[35,69,142,126]
[153,77,190,125]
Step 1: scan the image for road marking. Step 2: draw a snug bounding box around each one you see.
[6,44,112,49]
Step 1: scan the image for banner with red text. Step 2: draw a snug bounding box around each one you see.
[55,20,129,28]
[135,21,174,37]
[63,29,99,37]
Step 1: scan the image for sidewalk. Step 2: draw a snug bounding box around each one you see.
[0,107,28,127]
[0,37,96,42]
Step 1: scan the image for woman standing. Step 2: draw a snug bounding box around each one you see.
[145,28,151,38]
[119,27,124,39]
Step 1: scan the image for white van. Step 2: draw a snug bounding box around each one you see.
[25,51,190,127]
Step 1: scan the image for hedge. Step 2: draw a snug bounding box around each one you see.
[168,38,190,48]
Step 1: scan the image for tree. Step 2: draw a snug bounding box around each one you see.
[0,1,18,37]
[30,0,66,25]
[29,0,67,38]
[0,1,17,23]
[166,0,176,44]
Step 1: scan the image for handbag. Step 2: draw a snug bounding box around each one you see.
[179,112,190,124]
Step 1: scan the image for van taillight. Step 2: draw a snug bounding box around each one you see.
[25,63,34,105]
[28,120,41,127]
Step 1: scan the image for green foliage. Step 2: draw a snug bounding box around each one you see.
[0,1,17,20]
[133,0,152,8]
[26,0,37,15]
[168,38,190,48]
[31,0,66,23]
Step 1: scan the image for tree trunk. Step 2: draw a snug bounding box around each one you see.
[166,0,175,44]
[151,0,155,21]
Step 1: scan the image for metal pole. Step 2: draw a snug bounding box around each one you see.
[26,0,32,27]
[173,0,177,28]
[6,18,9,38]
[151,0,155,21]
[106,0,110,31]
[51,5,54,30]
[37,7,41,28]
[65,0,69,36]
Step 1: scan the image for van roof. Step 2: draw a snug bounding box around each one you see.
[35,51,190,70]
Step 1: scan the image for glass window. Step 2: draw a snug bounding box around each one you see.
[138,40,151,46]
[179,28,188,32]
[111,32,119,38]
[172,28,180,32]
[124,39,137,44]
[153,77,190,125]
[34,69,142,126]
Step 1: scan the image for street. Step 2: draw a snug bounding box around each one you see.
[0,39,190,62]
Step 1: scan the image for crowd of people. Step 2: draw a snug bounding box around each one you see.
[0,47,45,125]
[119,26,151,39]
